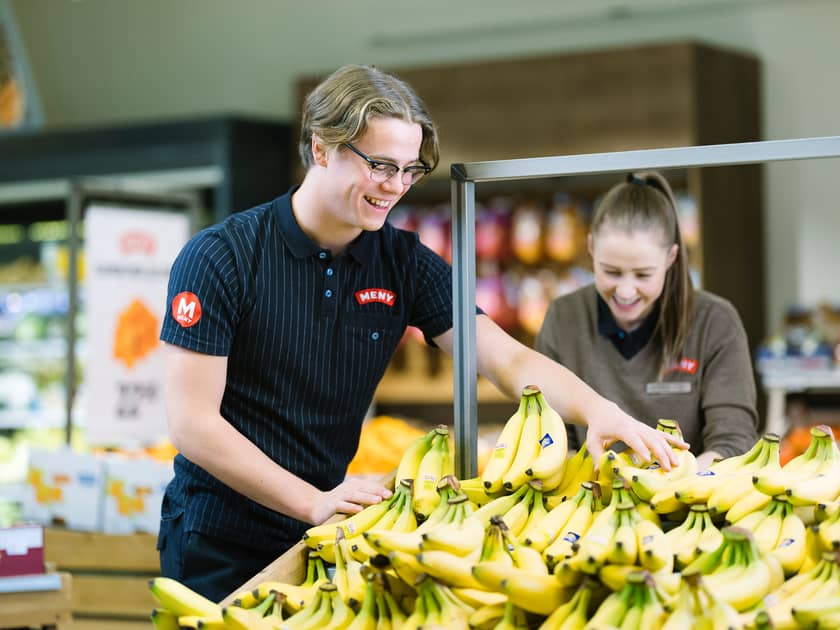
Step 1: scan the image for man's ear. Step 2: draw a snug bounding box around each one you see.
[311,135,329,167]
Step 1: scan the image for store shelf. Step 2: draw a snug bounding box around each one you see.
[0,409,77,430]
[761,367,840,392]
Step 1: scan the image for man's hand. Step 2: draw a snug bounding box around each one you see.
[586,399,689,471]
[310,477,393,525]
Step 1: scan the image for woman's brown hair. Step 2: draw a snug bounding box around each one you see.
[590,171,694,373]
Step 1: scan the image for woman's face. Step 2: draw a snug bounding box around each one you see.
[589,224,678,332]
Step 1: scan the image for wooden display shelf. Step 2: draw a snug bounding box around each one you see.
[44,529,159,626]
[0,572,72,630]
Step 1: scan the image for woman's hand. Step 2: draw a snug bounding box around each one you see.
[585,399,689,471]
[310,477,393,525]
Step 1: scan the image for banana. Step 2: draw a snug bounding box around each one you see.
[786,436,840,506]
[525,481,593,551]
[420,513,485,556]
[543,482,597,567]
[323,584,356,630]
[500,485,536,537]
[723,488,772,524]
[394,428,437,490]
[413,427,454,519]
[753,425,832,497]
[479,517,515,566]
[583,575,634,628]
[386,549,424,587]
[451,587,506,609]
[482,394,530,493]
[499,569,570,616]
[150,608,179,630]
[148,577,220,617]
[221,606,273,630]
[518,483,549,540]
[303,499,393,549]
[346,574,377,630]
[606,503,638,566]
[792,594,840,629]
[698,527,773,612]
[573,498,621,574]
[525,390,569,483]
[694,506,724,555]
[333,529,366,605]
[415,549,485,589]
[503,391,543,491]
[664,505,701,568]
[500,519,549,575]
[537,578,593,630]
[468,602,506,630]
[633,509,673,573]
[618,446,698,503]
[546,446,595,508]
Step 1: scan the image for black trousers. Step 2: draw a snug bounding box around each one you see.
[157,509,275,603]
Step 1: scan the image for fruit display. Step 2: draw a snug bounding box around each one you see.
[148,391,840,629]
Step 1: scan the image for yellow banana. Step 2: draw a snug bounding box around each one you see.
[147,577,220,617]
[221,606,273,630]
[786,440,840,506]
[633,510,673,573]
[753,425,831,497]
[724,488,772,524]
[412,427,453,519]
[525,481,592,551]
[546,445,595,508]
[150,608,178,630]
[482,394,529,493]
[606,503,638,566]
[525,390,569,483]
[415,549,485,589]
[394,428,437,490]
[543,482,596,566]
[502,391,543,491]
[303,499,393,548]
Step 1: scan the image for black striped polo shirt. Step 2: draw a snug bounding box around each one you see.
[159,186,454,550]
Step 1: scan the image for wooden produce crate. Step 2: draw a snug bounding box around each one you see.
[0,572,72,629]
[44,528,159,628]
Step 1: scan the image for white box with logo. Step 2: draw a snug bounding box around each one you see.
[102,456,173,535]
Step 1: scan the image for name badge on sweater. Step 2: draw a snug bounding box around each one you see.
[646,381,692,395]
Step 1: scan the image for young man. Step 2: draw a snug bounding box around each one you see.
[158,64,685,600]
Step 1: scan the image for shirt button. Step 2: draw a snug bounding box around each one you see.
[326,268,334,277]
[371,331,380,341]
[319,252,327,260]
[324,289,333,298]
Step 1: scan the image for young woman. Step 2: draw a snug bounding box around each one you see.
[536,171,759,470]
[158,68,685,600]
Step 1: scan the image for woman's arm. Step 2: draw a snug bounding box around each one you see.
[163,343,390,525]
[433,315,687,468]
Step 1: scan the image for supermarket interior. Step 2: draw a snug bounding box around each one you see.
[1,1,840,628]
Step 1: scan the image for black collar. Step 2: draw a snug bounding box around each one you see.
[275,186,377,264]
[597,293,659,360]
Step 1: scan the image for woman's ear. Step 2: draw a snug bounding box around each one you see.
[311,135,329,167]
[666,243,679,268]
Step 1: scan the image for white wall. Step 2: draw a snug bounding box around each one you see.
[9,0,840,332]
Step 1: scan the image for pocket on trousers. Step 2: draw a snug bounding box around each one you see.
[157,493,185,579]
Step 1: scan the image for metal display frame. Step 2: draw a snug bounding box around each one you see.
[450,135,840,479]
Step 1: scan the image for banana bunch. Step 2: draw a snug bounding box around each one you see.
[583,570,667,629]
[304,478,415,563]
[149,576,287,630]
[274,582,355,630]
[613,419,698,504]
[248,552,330,614]
[705,434,782,518]
[681,526,783,612]
[663,504,723,569]
[420,482,544,556]
[401,574,472,630]
[728,495,811,576]
[753,424,839,500]
[394,425,455,520]
[652,433,780,515]
[362,475,471,556]
[482,386,568,493]
[567,499,672,576]
[658,572,741,630]
[745,550,840,629]
[526,480,598,556]
[337,564,406,630]
[536,577,594,630]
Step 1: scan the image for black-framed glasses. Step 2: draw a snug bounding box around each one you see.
[343,142,430,186]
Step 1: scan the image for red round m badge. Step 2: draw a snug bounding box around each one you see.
[171,291,202,328]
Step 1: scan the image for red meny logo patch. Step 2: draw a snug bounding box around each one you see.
[667,358,698,375]
[171,292,202,328]
[355,288,396,307]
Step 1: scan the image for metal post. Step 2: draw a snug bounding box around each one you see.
[65,182,82,446]
[450,165,478,479]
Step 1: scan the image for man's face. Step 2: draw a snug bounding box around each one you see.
[323,116,424,234]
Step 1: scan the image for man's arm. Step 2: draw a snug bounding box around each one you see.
[163,343,390,525]
[433,315,687,468]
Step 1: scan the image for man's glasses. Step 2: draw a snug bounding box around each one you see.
[343,143,430,186]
